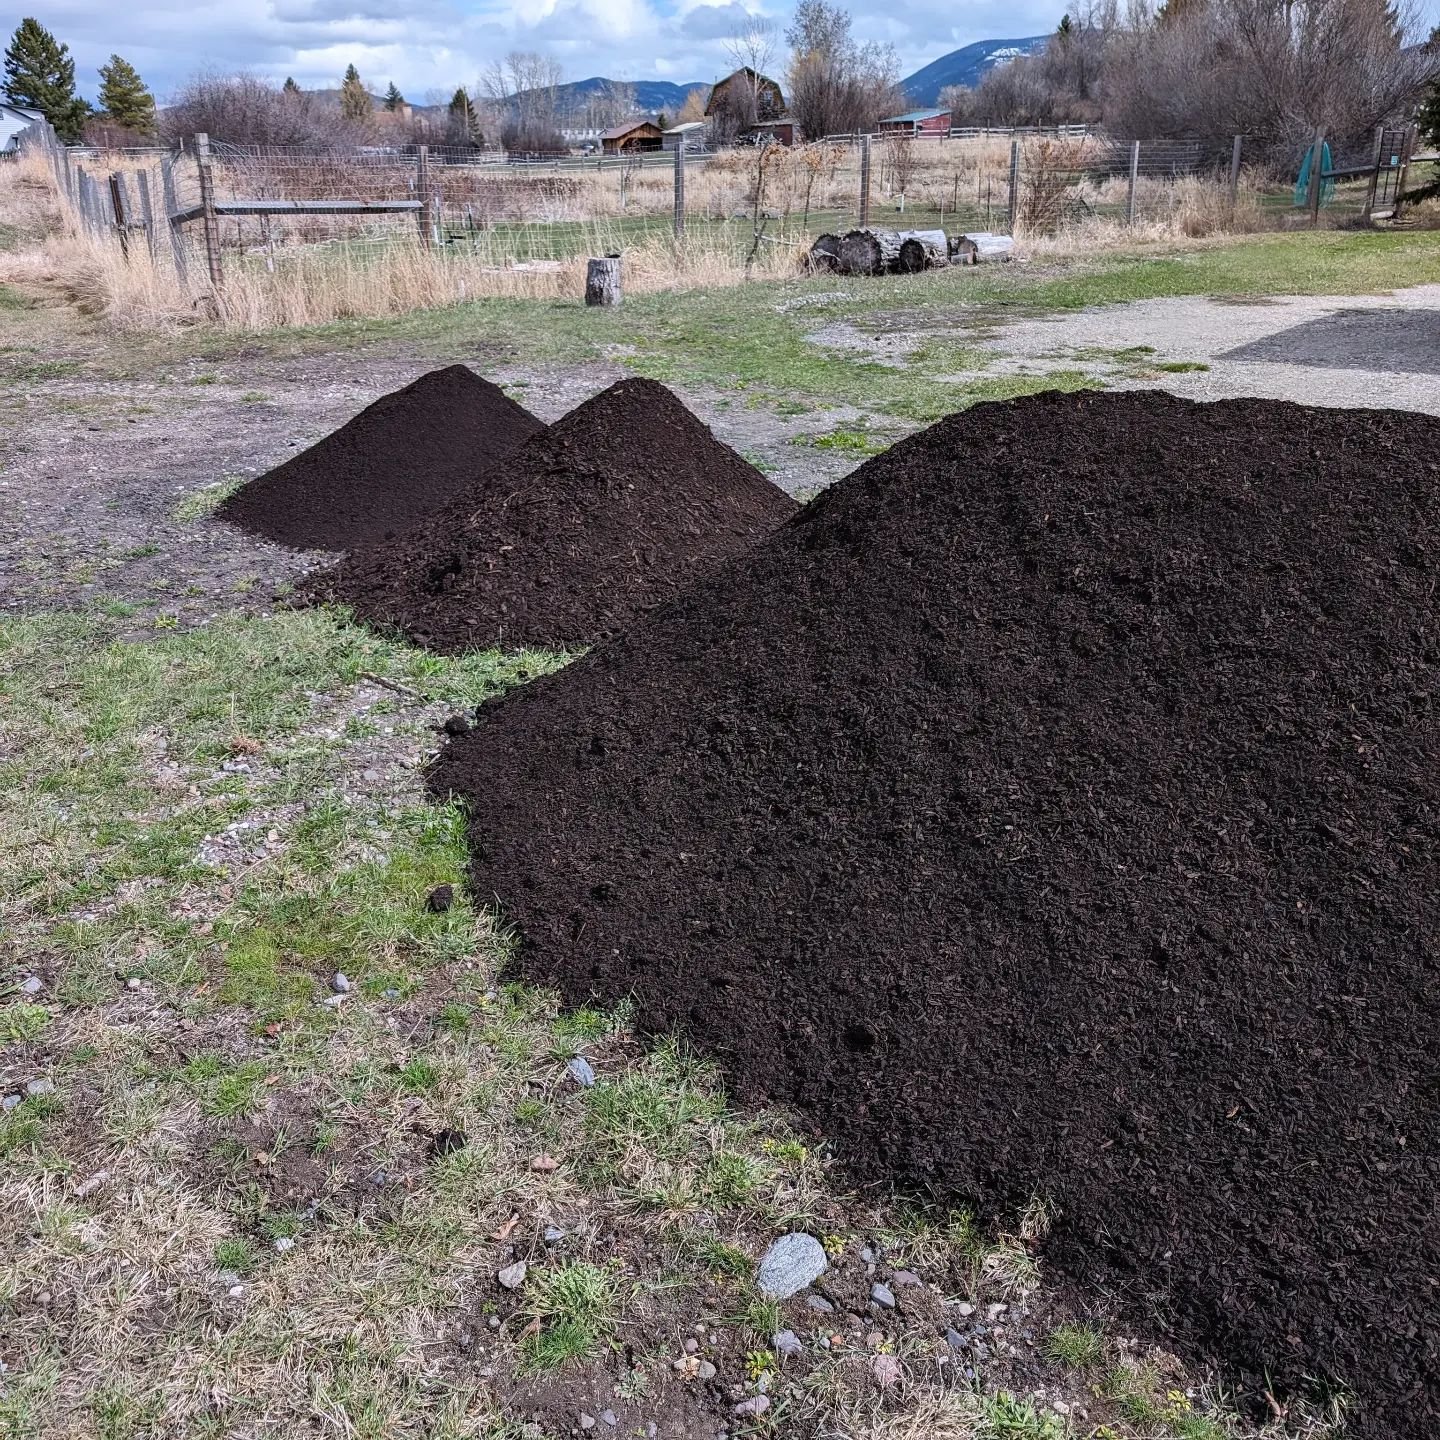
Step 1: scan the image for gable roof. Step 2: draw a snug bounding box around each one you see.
[1,102,44,151]
[601,118,663,140]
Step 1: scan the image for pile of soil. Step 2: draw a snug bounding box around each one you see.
[301,378,797,651]
[217,366,544,550]
[430,389,1440,1438]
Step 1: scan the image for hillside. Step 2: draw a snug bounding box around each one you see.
[900,36,1049,106]
[554,76,708,116]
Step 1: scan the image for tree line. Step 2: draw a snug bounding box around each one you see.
[939,0,1440,157]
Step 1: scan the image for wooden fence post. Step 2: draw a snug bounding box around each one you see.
[858,134,871,229]
[135,169,157,258]
[1007,139,1020,233]
[1126,139,1140,224]
[160,154,189,283]
[194,132,223,286]
[673,142,685,240]
[1361,125,1384,220]
[1308,131,1324,226]
[1392,124,1417,222]
[416,145,432,247]
[108,171,136,261]
[1227,134,1243,217]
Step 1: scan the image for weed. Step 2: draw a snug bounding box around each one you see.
[173,477,242,521]
[214,1236,259,1274]
[0,1002,49,1043]
[980,1391,1067,1439]
[519,1262,621,1372]
[1044,1323,1105,1369]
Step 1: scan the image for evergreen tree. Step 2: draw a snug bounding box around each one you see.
[1420,29,1440,149]
[384,81,405,111]
[448,85,479,143]
[283,76,301,95]
[97,53,155,135]
[1056,13,1074,40]
[340,63,371,121]
[3,18,91,142]
[655,110,668,131]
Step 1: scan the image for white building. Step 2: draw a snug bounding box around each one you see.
[1,102,45,153]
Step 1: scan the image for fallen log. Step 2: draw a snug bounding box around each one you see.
[585,253,622,306]
[807,233,842,272]
[950,232,1016,265]
[838,227,902,276]
[895,229,948,273]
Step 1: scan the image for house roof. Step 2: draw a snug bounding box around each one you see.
[0,102,44,151]
[881,108,951,124]
[664,121,708,134]
[601,119,663,140]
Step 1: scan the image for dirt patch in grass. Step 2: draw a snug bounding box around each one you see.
[431,387,1440,1440]
[303,377,798,652]
[217,364,545,551]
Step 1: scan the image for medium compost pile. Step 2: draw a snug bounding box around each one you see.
[217,365,544,550]
[301,377,798,651]
[430,389,1440,1438]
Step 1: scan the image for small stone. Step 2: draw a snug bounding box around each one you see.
[273,1236,295,1253]
[487,1315,501,1329]
[806,1294,834,1313]
[322,994,344,1009]
[18,976,42,994]
[872,1353,902,1390]
[426,883,455,912]
[497,1261,527,1290]
[860,1246,875,1264]
[73,1170,110,1199]
[955,1302,975,1317]
[599,1411,617,1427]
[530,1153,559,1173]
[683,1338,699,1354]
[1,1095,21,1112]
[733,1397,769,1418]
[362,769,380,782]
[126,977,142,991]
[756,1233,828,1299]
[543,1225,565,1244]
[25,1078,54,1097]
[697,1360,716,1380]
[890,1269,922,1287]
[946,1328,967,1351]
[819,1335,831,1348]
[227,1284,245,1298]
[646,1425,658,1438]
[332,972,351,993]
[566,1056,596,1088]
[772,1329,802,1357]
[987,1302,1007,1321]
[384,988,400,999]
[870,1282,895,1309]
[579,1414,596,1431]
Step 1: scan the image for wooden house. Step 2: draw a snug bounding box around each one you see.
[878,108,952,138]
[601,119,665,154]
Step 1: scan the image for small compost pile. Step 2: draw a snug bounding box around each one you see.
[302,377,798,651]
[217,365,544,550]
[429,389,1440,1439]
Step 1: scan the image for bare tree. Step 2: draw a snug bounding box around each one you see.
[785,0,902,138]
[160,72,344,146]
[484,50,567,153]
[586,79,637,130]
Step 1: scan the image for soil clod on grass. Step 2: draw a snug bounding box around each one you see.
[429,388,1440,1440]
[300,377,798,651]
[217,365,545,551]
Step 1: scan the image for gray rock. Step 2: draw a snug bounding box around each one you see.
[945,1328,967,1350]
[126,977,142,991]
[860,1246,875,1264]
[543,1225,566,1244]
[806,1294,834,1313]
[772,1329,802,1357]
[18,976,42,995]
[733,1397,770,1418]
[566,1056,596,1087]
[870,1282,895,1309]
[273,1236,295,1253]
[497,1261,527,1290]
[756,1233,828,1299]
[25,1078,54,1097]
[599,1411,617,1427]
[1,1094,19,1111]
[646,1425,658,1438]
[697,1360,716,1380]
[891,1269,922,1287]
[683,1338,699,1354]
[579,1416,596,1432]
[332,972,351,993]
[955,1301,975,1317]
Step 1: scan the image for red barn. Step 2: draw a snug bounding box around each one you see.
[878,107,951,138]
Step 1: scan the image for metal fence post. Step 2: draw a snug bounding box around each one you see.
[858,134,871,229]
[1126,140,1140,224]
[1007,140,1020,233]
[1227,135,1243,217]
[194,131,224,286]
[1308,131,1325,226]
[416,146,432,248]
[673,142,685,240]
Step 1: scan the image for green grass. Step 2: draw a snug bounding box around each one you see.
[0,1002,49,1043]
[172,478,242,521]
[1044,1322,1105,1368]
[980,1391,1068,1439]
[519,1262,622,1372]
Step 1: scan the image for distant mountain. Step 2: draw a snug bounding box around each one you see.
[544,77,708,120]
[900,37,1050,107]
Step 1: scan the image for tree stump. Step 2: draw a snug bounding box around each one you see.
[585,254,622,307]
[807,233,842,272]
[838,228,902,276]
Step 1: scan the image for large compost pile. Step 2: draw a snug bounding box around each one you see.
[429,389,1440,1438]
[217,365,544,550]
[301,377,797,651]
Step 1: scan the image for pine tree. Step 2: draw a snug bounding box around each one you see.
[656,111,669,131]
[283,76,301,95]
[3,18,91,142]
[340,63,372,121]
[97,54,155,135]
[384,81,405,111]
[449,85,479,143]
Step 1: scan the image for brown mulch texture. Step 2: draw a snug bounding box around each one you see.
[299,377,798,651]
[428,389,1440,1440]
[216,365,545,551]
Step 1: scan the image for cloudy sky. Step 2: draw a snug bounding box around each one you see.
[24,0,1094,104]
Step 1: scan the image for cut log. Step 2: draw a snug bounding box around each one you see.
[807,233,842,272]
[838,228,902,277]
[895,229,948,273]
[950,232,1016,265]
[585,253,622,306]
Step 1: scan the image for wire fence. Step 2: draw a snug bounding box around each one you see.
[14,118,1426,316]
